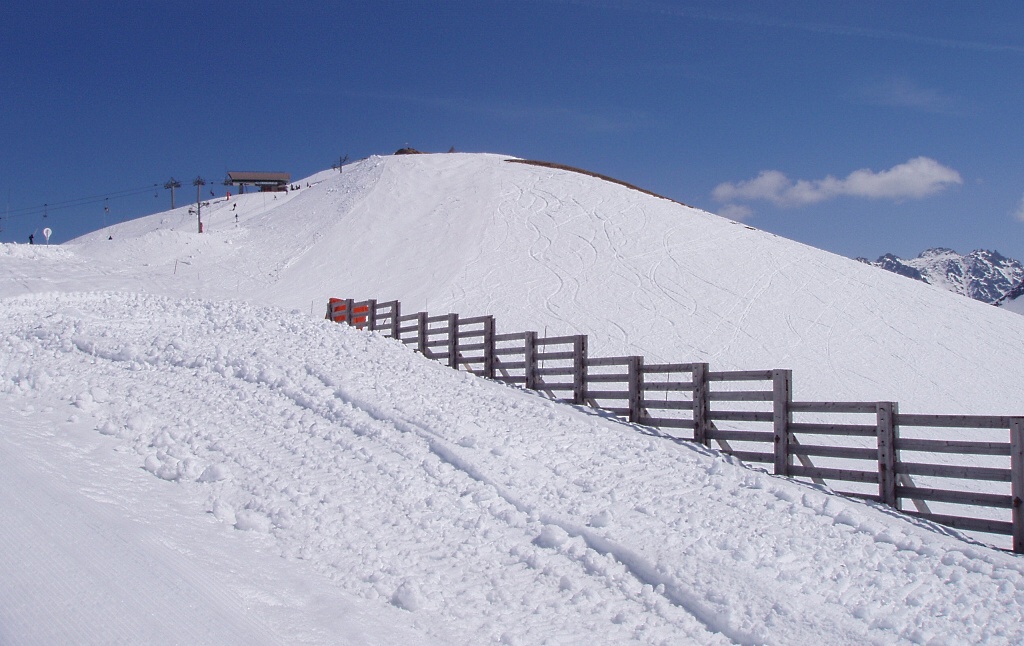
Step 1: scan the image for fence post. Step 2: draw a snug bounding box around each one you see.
[524,331,538,391]
[448,313,459,369]
[417,312,428,356]
[1011,418,1024,554]
[483,315,496,379]
[344,298,354,325]
[692,363,710,445]
[877,401,898,508]
[390,301,401,339]
[772,369,792,477]
[366,299,377,331]
[572,335,588,405]
[628,356,644,423]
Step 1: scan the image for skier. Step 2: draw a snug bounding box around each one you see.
[28,233,33,245]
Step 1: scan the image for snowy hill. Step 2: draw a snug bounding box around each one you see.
[3,152,1024,644]
[34,151,1024,416]
[858,247,1024,306]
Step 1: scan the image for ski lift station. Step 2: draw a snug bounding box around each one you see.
[226,171,291,193]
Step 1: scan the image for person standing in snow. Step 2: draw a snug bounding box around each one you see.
[28,233,34,244]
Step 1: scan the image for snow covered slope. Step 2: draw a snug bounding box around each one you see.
[4,152,1024,643]
[30,152,1024,416]
[3,292,1023,645]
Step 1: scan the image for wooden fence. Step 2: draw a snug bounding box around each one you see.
[327,297,1024,553]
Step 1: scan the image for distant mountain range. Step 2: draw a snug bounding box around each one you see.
[856,248,1024,307]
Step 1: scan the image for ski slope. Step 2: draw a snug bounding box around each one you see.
[22,151,1024,415]
[3,152,1024,643]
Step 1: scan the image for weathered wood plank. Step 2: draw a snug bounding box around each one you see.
[365,299,378,330]
[483,316,496,380]
[494,332,529,342]
[573,335,588,405]
[788,422,878,436]
[535,367,575,377]
[692,363,710,446]
[646,417,693,429]
[897,462,1012,482]
[524,331,540,391]
[773,369,792,477]
[587,390,630,400]
[897,438,1011,456]
[456,315,492,326]
[897,414,1011,429]
[710,410,773,423]
[706,430,774,443]
[791,444,877,461]
[587,373,630,383]
[628,356,643,424]
[708,370,774,382]
[709,391,773,402]
[895,486,1012,508]
[535,350,576,361]
[901,511,1013,536]
[790,401,878,414]
[789,465,879,484]
[877,402,897,507]
[587,356,635,367]
[536,382,573,392]
[495,356,528,366]
[727,451,774,464]
[389,301,401,338]
[492,347,526,357]
[1012,418,1024,552]
[535,334,580,346]
[495,376,527,385]
[416,312,427,355]
[644,363,700,374]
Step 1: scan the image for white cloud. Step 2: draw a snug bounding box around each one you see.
[1014,196,1024,223]
[712,157,962,208]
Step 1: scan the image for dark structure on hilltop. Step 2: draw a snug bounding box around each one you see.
[226,171,290,193]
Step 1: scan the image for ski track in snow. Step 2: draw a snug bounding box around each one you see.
[3,292,1024,644]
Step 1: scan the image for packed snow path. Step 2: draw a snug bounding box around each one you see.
[3,292,1023,644]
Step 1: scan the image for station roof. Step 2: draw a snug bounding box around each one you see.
[226,171,290,185]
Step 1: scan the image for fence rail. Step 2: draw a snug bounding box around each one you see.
[327,297,1024,553]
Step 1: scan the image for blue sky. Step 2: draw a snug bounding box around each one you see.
[3,0,1023,261]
